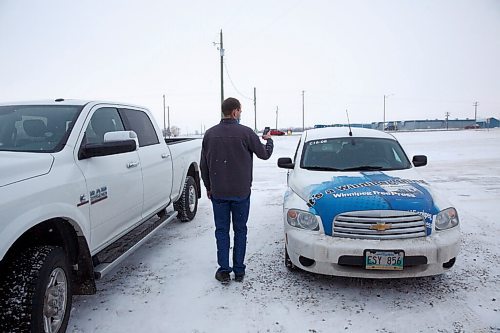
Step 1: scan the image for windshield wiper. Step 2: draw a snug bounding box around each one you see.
[340,165,384,171]
[303,166,343,171]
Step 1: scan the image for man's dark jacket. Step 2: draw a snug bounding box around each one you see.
[200,119,273,198]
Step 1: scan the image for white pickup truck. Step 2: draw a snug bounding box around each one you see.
[0,99,202,333]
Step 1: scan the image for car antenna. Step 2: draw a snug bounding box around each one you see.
[346,109,352,136]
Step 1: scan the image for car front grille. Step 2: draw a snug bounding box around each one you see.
[333,210,427,240]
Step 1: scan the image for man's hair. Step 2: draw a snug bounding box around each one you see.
[221,97,241,116]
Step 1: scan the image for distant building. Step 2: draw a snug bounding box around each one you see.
[314,123,372,129]
[315,117,499,131]
[478,117,500,128]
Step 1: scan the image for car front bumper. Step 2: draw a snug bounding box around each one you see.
[285,226,461,278]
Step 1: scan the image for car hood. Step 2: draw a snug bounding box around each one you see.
[289,169,439,236]
[0,152,54,187]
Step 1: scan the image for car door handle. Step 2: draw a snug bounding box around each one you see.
[127,161,140,168]
[161,153,171,159]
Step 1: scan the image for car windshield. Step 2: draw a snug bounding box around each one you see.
[0,105,83,153]
[301,137,412,171]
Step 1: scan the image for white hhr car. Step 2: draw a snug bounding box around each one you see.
[277,127,460,278]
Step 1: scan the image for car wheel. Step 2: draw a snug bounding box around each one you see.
[174,175,198,222]
[0,246,72,333]
[285,245,297,271]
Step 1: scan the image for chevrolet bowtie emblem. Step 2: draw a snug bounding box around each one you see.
[370,223,392,231]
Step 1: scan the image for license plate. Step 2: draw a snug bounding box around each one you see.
[364,250,404,270]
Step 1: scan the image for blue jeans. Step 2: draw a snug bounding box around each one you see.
[211,195,250,275]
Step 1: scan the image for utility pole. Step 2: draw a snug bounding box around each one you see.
[383,93,394,131]
[473,101,479,124]
[275,106,279,131]
[383,94,386,131]
[254,87,257,132]
[220,30,224,110]
[214,30,225,117]
[302,90,305,132]
[167,106,170,137]
[445,112,450,130]
[163,94,166,137]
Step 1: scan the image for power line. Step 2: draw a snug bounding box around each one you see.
[223,61,253,101]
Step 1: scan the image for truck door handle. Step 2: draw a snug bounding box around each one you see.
[161,153,170,159]
[127,161,140,168]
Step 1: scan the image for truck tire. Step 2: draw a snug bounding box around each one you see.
[0,246,72,333]
[174,175,198,222]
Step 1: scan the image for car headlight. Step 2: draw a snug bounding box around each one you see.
[435,207,459,230]
[287,209,319,230]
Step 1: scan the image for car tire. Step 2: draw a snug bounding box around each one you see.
[174,175,198,222]
[0,246,72,333]
[285,245,297,271]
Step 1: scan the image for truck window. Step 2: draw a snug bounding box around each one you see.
[0,105,82,152]
[119,108,159,147]
[84,107,125,144]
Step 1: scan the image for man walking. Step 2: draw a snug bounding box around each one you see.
[200,97,273,283]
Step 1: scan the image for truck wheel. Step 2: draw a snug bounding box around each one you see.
[174,175,198,222]
[0,246,72,333]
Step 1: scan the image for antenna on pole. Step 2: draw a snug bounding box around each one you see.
[346,109,352,137]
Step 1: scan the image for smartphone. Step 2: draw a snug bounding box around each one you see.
[263,127,271,135]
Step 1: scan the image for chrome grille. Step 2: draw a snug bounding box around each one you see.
[333,210,426,240]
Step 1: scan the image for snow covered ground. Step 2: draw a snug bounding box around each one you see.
[69,129,500,333]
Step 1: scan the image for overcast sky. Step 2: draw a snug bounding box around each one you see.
[0,0,499,133]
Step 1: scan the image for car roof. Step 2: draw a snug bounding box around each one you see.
[304,127,396,141]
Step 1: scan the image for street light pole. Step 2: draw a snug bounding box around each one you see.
[275,106,278,131]
[302,90,305,132]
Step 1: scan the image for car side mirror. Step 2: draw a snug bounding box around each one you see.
[412,155,427,167]
[277,157,295,169]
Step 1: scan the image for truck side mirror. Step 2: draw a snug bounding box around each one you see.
[277,157,295,169]
[104,130,139,150]
[78,139,137,160]
[412,155,427,167]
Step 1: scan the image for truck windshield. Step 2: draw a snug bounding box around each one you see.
[0,105,83,153]
[301,137,412,171]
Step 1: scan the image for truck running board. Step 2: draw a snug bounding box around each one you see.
[93,210,178,279]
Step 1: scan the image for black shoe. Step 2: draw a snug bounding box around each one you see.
[234,274,245,282]
[215,271,230,284]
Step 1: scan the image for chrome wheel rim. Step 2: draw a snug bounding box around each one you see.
[43,267,68,333]
[188,184,196,212]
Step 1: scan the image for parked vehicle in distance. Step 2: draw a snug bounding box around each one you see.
[270,129,286,136]
[0,99,202,332]
[464,124,480,129]
[277,127,460,278]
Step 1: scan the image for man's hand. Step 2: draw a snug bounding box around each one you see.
[206,190,212,199]
[262,134,271,140]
